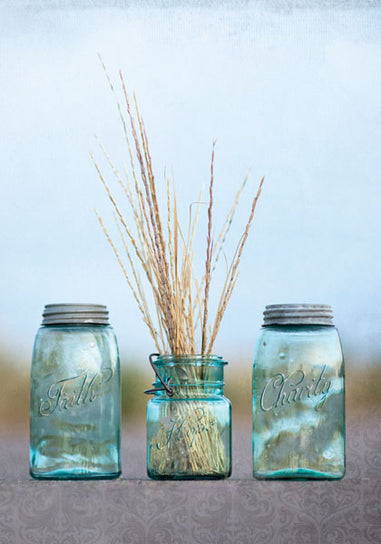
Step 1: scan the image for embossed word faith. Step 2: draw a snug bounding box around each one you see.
[39,368,114,416]
[260,365,331,413]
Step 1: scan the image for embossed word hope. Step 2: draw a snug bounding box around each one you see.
[155,407,214,450]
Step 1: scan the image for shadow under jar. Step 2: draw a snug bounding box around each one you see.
[252,304,345,480]
[30,304,121,479]
[146,355,232,480]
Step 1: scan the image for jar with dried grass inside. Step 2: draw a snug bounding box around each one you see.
[146,354,231,480]
[93,65,264,481]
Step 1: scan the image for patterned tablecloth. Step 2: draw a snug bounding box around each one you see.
[0,412,380,544]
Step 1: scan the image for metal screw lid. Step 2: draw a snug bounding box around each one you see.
[42,304,109,325]
[263,304,333,326]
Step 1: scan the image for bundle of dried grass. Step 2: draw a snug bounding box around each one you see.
[93,66,264,477]
[93,68,263,357]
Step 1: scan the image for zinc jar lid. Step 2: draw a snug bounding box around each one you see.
[42,304,109,325]
[263,304,333,326]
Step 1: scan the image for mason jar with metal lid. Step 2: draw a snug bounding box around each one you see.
[252,304,345,479]
[30,304,121,479]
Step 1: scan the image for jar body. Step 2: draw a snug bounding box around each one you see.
[146,355,231,480]
[252,326,345,479]
[30,324,121,479]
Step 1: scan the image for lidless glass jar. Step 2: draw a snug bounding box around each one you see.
[146,354,231,480]
[30,304,121,479]
[252,304,345,479]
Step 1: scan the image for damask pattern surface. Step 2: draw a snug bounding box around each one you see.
[0,411,380,543]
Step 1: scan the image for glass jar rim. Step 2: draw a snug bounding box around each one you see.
[154,354,227,366]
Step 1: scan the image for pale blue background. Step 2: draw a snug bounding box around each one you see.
[1,1,380,370]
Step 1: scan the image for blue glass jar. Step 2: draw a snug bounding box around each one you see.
[30,304,121,479]
[146,354,231,480]
[252,304,345,479]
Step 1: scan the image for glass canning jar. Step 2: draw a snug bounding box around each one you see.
[30,304,121,479]
[252,304,345,479]
[146,354,232,480]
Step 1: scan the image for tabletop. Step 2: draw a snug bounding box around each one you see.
[0,409,380,544]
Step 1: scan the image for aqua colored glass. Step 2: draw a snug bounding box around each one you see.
[252,304,345,479]
[30,304,121,479]
[146,354,231,480]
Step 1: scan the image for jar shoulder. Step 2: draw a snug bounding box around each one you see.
[35,324,116,338]
[254,326,341,350]
[33,325,117,348]
[257,325,340,339]
[253,326,343,366]
[31,325,119,372]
